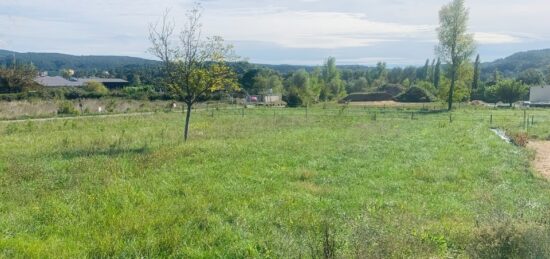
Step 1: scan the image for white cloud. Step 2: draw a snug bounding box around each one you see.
[204,9,434,49]
[474,32,522,44]
[0,0,549,64]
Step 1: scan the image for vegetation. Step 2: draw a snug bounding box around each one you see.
[436,0,476,110]
[493,79,529,107]
[148,7,238,141]
[482,49,550,79]
[83,81,109,95]
[56,101,79,115]
[0,62,37,93]
[395,86,437,103]
[0,49,157,76]
[1,108,549,257]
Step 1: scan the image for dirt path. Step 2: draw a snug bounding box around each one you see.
[528,141,550,180]
[0,112,156,124]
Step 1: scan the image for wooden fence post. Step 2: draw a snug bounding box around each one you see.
[523,110,527,129]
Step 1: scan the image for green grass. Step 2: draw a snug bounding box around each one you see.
[1,107,550,257]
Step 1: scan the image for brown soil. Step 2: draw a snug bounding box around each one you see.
[528,141,550,180]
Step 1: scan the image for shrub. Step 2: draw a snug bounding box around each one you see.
[341,92,394,102]
[83,81,109,95]
[395,86,437,103]
[509,131,529,147]
[57,101,79,115]
[377,84,405,97]
[284,93,303,107]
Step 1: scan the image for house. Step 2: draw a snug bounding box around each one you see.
[34,76,129,89]
[529,86,550,107]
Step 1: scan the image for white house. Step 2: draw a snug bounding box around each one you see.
[529,86,550,107]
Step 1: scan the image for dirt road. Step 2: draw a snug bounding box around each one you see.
[528,141,550,180]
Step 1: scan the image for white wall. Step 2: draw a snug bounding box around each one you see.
[530,86,550,103]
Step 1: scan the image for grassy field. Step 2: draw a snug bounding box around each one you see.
[1,107,550,257]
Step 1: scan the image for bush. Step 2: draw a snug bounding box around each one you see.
[341,92,394,102]
[83,81,109,95]
[57,101,79,115]
[509,131,529,147]
[284,93,303,107]
[395,86,437,103]
[377,84,405,97]
[64,88,103,100]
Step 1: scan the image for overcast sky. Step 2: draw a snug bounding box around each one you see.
[1,0,549,66]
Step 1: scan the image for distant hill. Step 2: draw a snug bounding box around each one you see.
[2,49,549,80]
[481,49,550,77]
[0,49,158,72]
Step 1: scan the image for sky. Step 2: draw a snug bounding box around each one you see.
[1,0,549,66]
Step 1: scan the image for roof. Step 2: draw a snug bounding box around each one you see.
[530,85,550,103]
[34,76,128,87]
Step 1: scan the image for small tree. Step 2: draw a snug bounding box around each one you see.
[495,79,528,107]
[472,54,480,91]
[0,62,37,93]
[84,81,109,95]
[320,57,345,101]
[436,0,475,110]
[149,5,238,141]
[433,58,441,89]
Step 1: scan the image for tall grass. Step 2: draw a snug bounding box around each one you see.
[0,109,549,257]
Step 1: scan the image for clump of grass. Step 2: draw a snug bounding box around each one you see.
[57,101,79,116]
[468,215,550,258]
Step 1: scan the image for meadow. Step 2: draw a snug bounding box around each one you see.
[1,106,550,258]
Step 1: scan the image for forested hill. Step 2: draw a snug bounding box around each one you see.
[0,49,158,72]
[481,49,550,77]
[2,48,550,79]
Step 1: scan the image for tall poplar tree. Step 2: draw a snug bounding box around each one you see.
[436,0,475,110]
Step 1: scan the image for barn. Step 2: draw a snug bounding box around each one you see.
[529,86,550,107]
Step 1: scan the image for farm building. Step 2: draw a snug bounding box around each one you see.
[34,76,129,89]
[246,95,286,107]
[529,86,550,107]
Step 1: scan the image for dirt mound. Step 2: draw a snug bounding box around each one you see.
[528,141,550,180]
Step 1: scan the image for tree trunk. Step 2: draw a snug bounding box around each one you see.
[184,102,192,141]
[448,66,456,111]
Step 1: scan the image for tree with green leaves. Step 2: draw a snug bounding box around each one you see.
[472,54,480,90]
[149,6,238,141]
[418,59,430,81]
[320,57,345,101]
[285,69,312,107]
[518,68,546,86]
[0,61,37,93]
[428,59,436,83]
[494,79,528,107]
[251,71,284,95]
[436,0,475,110]
[433,58,441,89]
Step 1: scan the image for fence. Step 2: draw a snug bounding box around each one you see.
[195,104,550,134]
